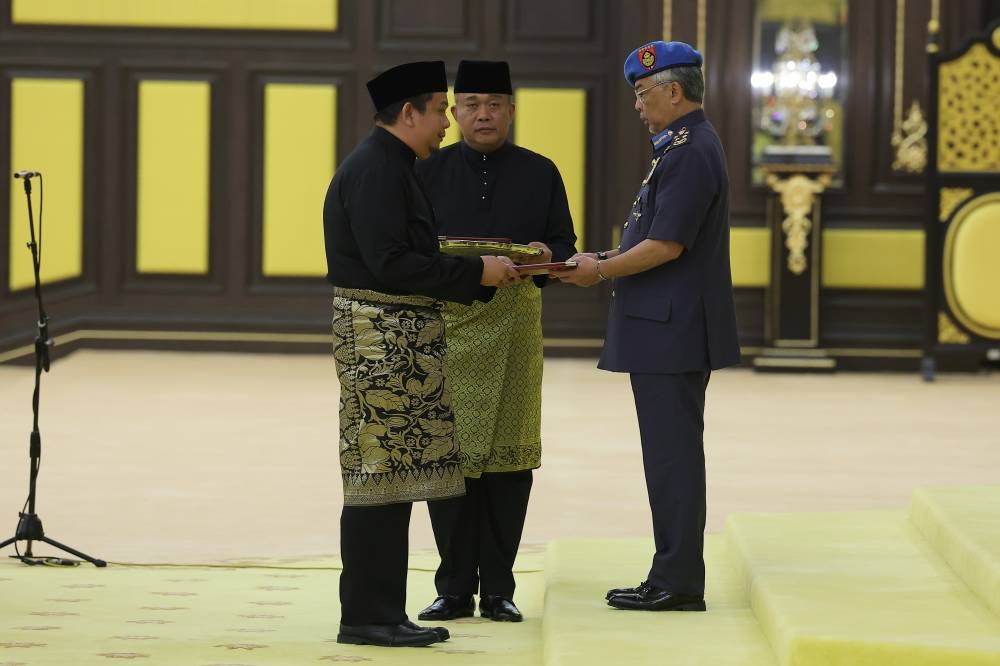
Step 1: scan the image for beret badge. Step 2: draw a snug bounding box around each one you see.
[639,46,656,69]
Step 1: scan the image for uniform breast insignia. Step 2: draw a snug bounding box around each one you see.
[626,155,664,230]
[663,127,689,154]
[642,156,662,186]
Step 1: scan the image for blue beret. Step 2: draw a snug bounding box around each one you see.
[623,41,703,86]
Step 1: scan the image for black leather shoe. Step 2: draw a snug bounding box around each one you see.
[403,619,449,642]
[607,584,706,612]
[337,622,440,647]
[417,595,474,621]
[605,580,650,600]
[479,595,523,622]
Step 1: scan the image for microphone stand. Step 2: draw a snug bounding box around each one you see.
[0,173,105,567]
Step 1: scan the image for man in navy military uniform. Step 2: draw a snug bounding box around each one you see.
[558,40,740,612]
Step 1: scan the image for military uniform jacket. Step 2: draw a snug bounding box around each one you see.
[598,109,741,374]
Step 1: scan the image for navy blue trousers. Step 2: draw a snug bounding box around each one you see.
[630,371,710,597]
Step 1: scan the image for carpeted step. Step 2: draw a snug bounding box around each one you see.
[909,484,1000,617]
[726,509,1000,666]
[542,535,778,666]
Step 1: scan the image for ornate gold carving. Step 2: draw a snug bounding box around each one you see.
[939,187,974,222]
[938,311,970,344]
[938,44,1000,173]
[766,173,832,274]
[891,1,927,172]
[892,101,928,172]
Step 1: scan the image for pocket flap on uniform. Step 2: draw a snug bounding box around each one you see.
[624,297,671,322]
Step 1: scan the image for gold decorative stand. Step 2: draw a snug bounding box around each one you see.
[753,163,838,371]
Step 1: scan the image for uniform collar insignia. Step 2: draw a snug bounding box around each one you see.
[651,128,674,150]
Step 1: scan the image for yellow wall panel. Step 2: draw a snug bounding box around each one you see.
[822,229,924,289]
[137,80,210,274]
[514,88,586,251]
[9,78,84,291]
[262,83,336,277]
[13,0,338,31]
[731,227,770,287]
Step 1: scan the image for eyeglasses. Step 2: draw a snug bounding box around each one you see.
[634,80,673,104]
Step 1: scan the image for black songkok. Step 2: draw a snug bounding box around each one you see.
[453,60,513,95]
[366,60,448,111]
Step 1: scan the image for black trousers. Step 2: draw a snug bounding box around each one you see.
[339,502,412,626]
[427,470,533,599]
[630,371,710,598]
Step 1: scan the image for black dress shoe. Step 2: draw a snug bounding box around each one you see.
[479,595,523,622]
[337,622,440,647]
[417,595,474,621]
[605,580,649,600]
[607,584,706,612]
[403,619,449,642]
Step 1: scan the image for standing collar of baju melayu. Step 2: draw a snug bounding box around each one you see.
[650,107,707,154]
[459,139,512,167]
[373,126,417,165]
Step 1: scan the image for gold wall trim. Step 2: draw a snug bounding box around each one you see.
[9,78,84,291]
[0,329,604,363]
[12,0,339,31]
[939,188,974,222]
[766,173,832,275]
[663,0,672,40]
[942,193,1000,339]
[891,0,927,173]
[938,311,970,344]
[927,0,940,53]
[0,331,924,365]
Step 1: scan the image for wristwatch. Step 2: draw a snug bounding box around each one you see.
[596,251,608,261]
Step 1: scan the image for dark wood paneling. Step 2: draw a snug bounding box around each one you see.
[377,0,480,51]
[2,0,997,369]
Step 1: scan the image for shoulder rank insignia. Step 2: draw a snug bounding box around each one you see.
[663,127,690,154]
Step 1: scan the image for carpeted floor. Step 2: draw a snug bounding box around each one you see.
[1,351,998,563]
[0,550,546,665]
[1,351,999,665]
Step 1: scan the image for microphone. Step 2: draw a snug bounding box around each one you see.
[13,170,40,179]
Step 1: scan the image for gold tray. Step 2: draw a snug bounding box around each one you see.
[439,239,544,260]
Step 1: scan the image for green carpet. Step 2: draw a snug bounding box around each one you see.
[727,508,1000,666]
[4,485,1000,665]
[542,535,778,666]
[910,485,1000,617]
[0,548,544,665]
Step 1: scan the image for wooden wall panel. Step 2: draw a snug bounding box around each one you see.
[0,0,997,370]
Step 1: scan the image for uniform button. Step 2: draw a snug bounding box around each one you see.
[611,290,616,298]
